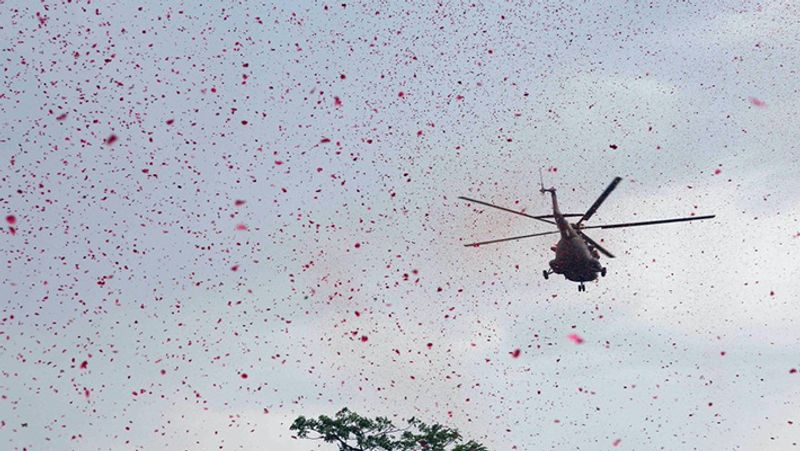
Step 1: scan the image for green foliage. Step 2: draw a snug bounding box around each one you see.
[290,408,488,451]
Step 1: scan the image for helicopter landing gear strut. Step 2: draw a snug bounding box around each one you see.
[543,270,551,280]
[578,283,586,292]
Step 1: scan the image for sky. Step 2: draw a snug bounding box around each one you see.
[1,1,799,450]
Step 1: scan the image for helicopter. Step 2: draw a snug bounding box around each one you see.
[459,173,715,291]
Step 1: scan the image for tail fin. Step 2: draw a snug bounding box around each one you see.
[539,168,546,193]
[539,168,555,193]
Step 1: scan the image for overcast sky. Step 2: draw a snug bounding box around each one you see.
[2,1,799,450]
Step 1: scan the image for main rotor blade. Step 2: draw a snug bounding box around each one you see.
[458,196,555,225]
[534,213,585,218]
[576,177,622,226]
[577,231,615,258]
[580,215,716,230]
[463,230,560,247]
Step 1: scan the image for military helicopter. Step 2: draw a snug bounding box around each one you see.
[459,173,715,291]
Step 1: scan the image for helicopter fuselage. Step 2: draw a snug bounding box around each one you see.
[543,189,603,283]
[550,235,602,282]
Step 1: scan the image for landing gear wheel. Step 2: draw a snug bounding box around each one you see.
[578,284,585,292]
[543,270,549,280]
[600,267,607,277]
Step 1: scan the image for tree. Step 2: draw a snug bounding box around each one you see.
[290,408,488,451]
